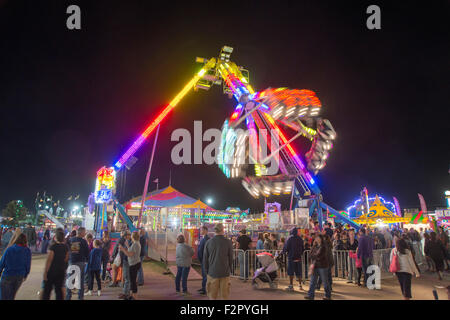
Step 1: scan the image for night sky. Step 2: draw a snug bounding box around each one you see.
[0,1,449,214]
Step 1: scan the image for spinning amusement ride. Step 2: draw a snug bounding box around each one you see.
[92,46,360,236]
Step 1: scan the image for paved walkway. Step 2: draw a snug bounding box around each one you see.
[14,254,450,300]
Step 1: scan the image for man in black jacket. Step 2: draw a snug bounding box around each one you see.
[282,227,304,291]
[23,223,37,252]
[203,223,233,300]
[197,226,210,295]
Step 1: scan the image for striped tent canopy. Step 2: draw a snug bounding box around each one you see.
[125,185,214,209]
[353,195,409,224]
[181,199,214,210]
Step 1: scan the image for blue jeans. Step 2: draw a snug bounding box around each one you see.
[201,263,207,291]
[41,239,50,254]
[175,266,190,293]
[316,267,332,290]
[137,256,144,285]
[122,260,130,295]
[0,275,24,300]
[65,262,85,300]
[308,267,331,299]
[362,256,372,286]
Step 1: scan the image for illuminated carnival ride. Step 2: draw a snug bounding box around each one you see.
[92,46,360,236]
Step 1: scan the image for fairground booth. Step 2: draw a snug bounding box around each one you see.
[351,195,409,228]
[122,185,248,251]
[403,211,430,231]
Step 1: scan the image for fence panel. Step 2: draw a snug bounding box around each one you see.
[231,249,245,278]
[240,248,394,283]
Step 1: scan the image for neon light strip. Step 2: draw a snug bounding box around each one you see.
[115,60,215,168]
[346,196,396,214]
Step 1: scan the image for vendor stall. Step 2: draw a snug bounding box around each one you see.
[403,211,430,231]
[353,195,409,227]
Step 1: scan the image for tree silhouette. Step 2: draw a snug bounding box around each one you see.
[1,200,29,226]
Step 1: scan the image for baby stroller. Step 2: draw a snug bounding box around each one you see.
[252,252,279,289]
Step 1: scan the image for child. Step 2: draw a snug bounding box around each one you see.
[349,250,363,286]
[86,239,103,296]
[85,233,94,252]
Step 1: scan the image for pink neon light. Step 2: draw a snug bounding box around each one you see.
[115,104,174,168]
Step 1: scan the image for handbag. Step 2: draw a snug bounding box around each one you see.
[389,248,400,273]
[113,252,121,267]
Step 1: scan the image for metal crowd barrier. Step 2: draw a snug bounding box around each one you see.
[232,248,394,282]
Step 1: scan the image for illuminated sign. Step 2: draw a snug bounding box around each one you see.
[436,210,450,219]
[95,166,116,203]
[95,188,112,203]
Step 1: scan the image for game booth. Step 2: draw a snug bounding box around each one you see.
[351,195,409,227]
[122,185,249,257]
[435,209,450,232]
[402,211,430,231]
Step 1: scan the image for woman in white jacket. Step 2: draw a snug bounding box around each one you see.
[390,238,420,300]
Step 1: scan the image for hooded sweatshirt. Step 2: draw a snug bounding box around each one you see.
[282,228,304,261]
[0,244,31,277]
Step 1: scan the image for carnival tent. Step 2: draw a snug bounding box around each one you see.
[353,195,409,225]
[181,199,214,210]
[125,185,211,209]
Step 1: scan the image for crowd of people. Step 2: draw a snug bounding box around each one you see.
[0,224,149,300]
[0,220,448,300]
[217,222,449,300]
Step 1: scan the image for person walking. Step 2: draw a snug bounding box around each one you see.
[383,228,393,248]
[236,229,252,281]
[37,227,44,251]
[1,228,13,253]
[119,231,141,300]
[203,223,233,300]
[115,230,132,299]
[305,234,331,300]
[278,237,286,250]
[0,233,31,300]
[65,227,89,300]
[263,233,274,250]
[42,230,69,300]
[109,230,128,288]
[197,226,210,295]
[357,228,373,287]
[256,233,264,251]
[7,228,23,250]
[174,234,194,296]
[41,227,51,254]
[137,228,147,286]
[282,227,304,291]
[101,231,111,282]
[317,234,334,291]
[346,229,358,284]
[23,224,37,253]
[424,232,447,280]
[85,233,94,252]
[86,240,103,296]
[270,233,278,249]
[390,238,420,300]
[438,229,449,271]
